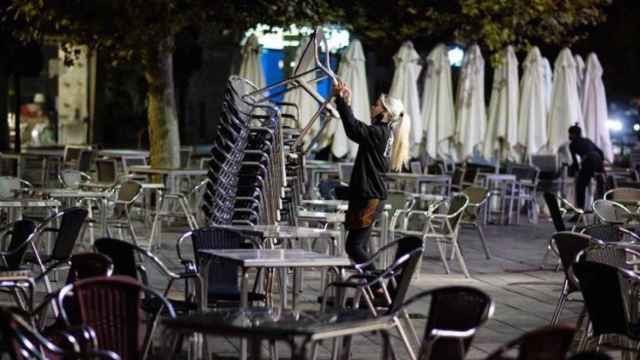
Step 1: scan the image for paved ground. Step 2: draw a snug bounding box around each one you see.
[2,212,587,359]
[145,217,582,359]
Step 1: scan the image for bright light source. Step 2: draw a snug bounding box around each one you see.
[607,118,623,132]
[448,46,464,67]
[244,24,350,51]
[633,123,640,132]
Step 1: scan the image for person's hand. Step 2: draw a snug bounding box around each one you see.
[333,79,351,104]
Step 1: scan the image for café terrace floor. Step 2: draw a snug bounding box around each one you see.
[2,216,585,359]
[147,218,582,360]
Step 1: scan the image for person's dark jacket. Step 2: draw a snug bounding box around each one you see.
[569,137,604,169]
[335,95,391,200]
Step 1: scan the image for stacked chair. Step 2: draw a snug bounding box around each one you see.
[202,76,285,226]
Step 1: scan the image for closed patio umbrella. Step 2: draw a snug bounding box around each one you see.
[575,54,586,103]
[282,37,320,145]
[331,39,370,159]
[455,45,486,160]
[238,34,266,90]
[582,53,613,162]
[548,48,583,154]
[421,44,456,160]
[484,46,519,161]
[517,47,549,161]
[389,41,422,153]
[542,57,553,114]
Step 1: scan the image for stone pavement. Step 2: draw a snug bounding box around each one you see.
[147,219,581,359]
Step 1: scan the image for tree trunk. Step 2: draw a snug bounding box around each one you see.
[144,37,180,169]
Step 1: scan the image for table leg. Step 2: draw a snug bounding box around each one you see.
[101,198,108,238]
[240,267,249,360]
[279,268,288,309]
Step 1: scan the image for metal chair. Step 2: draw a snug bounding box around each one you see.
[58,169,92,189]
[104,180,143,246]
[604,187,640,212]
[572,261,640,353]
[95,158,119,185]
[506,163,540,224]
[395,286,494,360]
[0,176,33,199]
[461,186,492,259]
[549,232,596,325]
[422,193,471,278]
[0,307,120,360]
[121,156,148,182]
[176,227,265,307]
[57,276,176,360]
[581,223,640,243]
[94,237,201,314]
[484,325,576,360]
[0,220,37,311]
[592,199,632,225]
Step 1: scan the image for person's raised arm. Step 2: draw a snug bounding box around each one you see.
[333,81,371,144]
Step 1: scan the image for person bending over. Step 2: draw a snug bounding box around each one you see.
[568,124,604,210]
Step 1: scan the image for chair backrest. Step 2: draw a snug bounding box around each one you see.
[50,207,89,262]
[592,199,631,224]
[386,238,424,313]
[78,149,93,172]
[0,176,29,199]
[447,194,469,230]
[604,187,640,206]
[426,162,444,175]
[463,186,489,205]
[94,238,139,280]
[531,154,559,173]
[551,232,592,292]
[409,160,423,174]
[581,224,622,243]
[122,156,147,175]
[338,163,354,183]
[2,220,36,270]
[544,192,566,232]
[115,180,143,203]
[190,227,254,294]
[579,244,633,271]
[96,159,118,183]
[417,286,493,360]
[507,164,539,183]
[180,147,193,168]
[484,325,576,360]
[66,253,114,283]
[572,261,633,338]
[0,307,70,360]
[59,169,90,189]
[63,145,89,167]
[58,276,175,360]
[451,168,465,188]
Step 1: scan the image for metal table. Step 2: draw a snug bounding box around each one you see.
[128,166,206,193]
[162,307,395,360]
[97,149,150,159]
[477,173,517,225]
[0,198,60,223]
[197,249,351,360]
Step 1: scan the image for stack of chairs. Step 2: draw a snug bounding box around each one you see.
[202,76,286,226]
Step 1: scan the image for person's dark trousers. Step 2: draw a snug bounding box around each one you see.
[576,155,604,209]
[345,225,375,271]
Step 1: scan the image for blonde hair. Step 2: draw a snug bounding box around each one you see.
[380,94,410,172]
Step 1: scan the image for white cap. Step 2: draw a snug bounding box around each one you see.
[33,93,45,104]
[379,94,404,122]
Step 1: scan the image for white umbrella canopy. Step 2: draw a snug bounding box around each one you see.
[389,41,422,152]
[547,48,583,154]
[582,53,613,162]
[517,47,549,160]
[484,46,519,161]
[455,44,486,160]
[282,37,320,144]
[331,39,371,159]
[421,44,456,159]
[542,57,553,114]
[575,54,586,103]
[238,34,266,90]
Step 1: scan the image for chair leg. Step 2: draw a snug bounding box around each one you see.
[434,239,451,274]
[452,240,471,278]
[394,317,417,360]
[401,309,420,348]
[476,224,491,259]
[551,292,568,325]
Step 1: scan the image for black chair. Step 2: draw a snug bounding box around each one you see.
[176,227,265,306]
[581,223,640,243]
[0,307,120,360]
[94,238,201,313]
[395,286,494,360]
[26,207,88,293]
[572,261,640,353]
[0,220,37,311]
[550,232,596,325]
[484,325,576,360]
